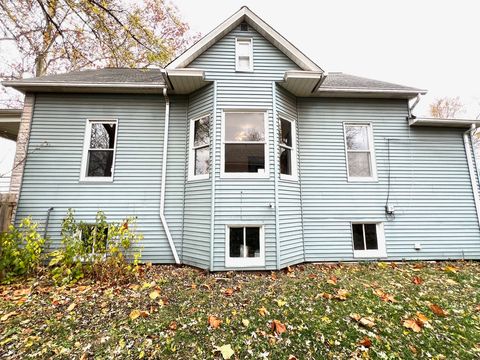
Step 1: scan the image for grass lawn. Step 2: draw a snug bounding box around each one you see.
[1,261,479,359]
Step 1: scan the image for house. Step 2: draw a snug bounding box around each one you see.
[3,7,480,271]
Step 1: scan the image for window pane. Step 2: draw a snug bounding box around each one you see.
[225,144,264,173]
[348,152,371,178]
[280,119,292,147]
[280,147,291,175]
[245,227,260,258]
[229,227,243,258]
[346,125,369,150]
[238,56,251,70]
[237,41,251,56]
[364,224,378,250]
[352,224,364,250]
[194,117,210,147]
[195,147,209,175]
[225,113,264,142]
[90,123,116,149]
[87,150,114,177]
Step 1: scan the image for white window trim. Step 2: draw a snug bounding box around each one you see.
[80,118,118,182]
[235,37,253,72]
[225,224,265,268]
[351,222,387,258]
[279,116,298,181]
[343,122,378,182]
[188,114,211,181]
[220,109,269,179]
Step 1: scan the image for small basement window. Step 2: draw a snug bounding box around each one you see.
[351,222,386,258]
[236,38,253,72]
[81,119,118,181]
[226,225,265,267]
[344,123,377,182]
[279,117,297,180]
[222,111,268,178]
[74,224,109,261]
[188,115,210,180]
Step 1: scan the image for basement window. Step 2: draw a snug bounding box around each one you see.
[73,224,109,261]
[225,225,265,267]
[81,119,118,182]
[279,117,297,180]
[351,222,386,258]
[344,123,377,182]
[222,111,268,178]
[236,38,253,72]
[188,115,210,180]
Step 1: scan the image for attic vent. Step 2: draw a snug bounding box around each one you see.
[240,22,248,31]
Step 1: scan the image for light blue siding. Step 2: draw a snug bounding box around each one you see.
[298,98,480,261]
[15,93,187,263]
[182,84,214,268]
[189,24,301,270]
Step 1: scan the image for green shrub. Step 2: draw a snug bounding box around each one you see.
[49,209,143,285]
[0,217,47,283]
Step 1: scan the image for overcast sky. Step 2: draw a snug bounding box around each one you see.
[1,0,479,186]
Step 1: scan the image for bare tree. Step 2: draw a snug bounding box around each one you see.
[429,97,465,119]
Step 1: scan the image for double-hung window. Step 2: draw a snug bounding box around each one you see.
[236,38,253,72]
[81,119,118,181]
[351,222,386,258]
[225,225,265,267]
[279,117,297,180]
[344,123,377,181]
[222,111,268,177]
[189,115,210,180]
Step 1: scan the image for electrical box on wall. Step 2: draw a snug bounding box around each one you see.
[414,243,421,250]
[385,204,395,215]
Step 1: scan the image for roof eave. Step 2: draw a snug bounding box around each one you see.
[409,117,480,128]
[316,88,427,100]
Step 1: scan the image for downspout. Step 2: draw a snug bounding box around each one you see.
[463,124,480,227]
[272,82,281,269]
[209,81,217,271]
[160,86,180,264]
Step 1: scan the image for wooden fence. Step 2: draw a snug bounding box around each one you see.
[0,193,16,232]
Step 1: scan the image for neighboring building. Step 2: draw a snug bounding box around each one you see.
[3,7,480,270]
[0,109,22,193]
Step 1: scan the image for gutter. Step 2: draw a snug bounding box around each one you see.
[160,85,180,264]
[463,124,480,228]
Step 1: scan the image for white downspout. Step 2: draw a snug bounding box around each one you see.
[160,87,180,264]
[463,124,480,227]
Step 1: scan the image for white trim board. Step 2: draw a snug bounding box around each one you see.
[166,6,322,72]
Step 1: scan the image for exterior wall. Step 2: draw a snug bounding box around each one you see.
[298,97,480,261]
[275,85,304,267]
[182,84,214,268]
[15,93,188,264]
[189,24,301,270]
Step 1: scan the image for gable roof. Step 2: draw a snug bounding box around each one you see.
[166,6,322,72]
[320,73,424,92]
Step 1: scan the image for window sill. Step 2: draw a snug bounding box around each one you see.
[79,177,114,184]
[353,250,387,259]
[225,258,265,268]
[280,174,298,182]
[220,172,269,179]
[235,69,254,73]
[187,174,210,182]
[347,177,378,183]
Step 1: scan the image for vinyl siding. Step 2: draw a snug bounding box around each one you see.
[182,84,214,268]
[15,93,187,263]
[189,24,301,270]
[298,97,480,261]
[276,85,304,267]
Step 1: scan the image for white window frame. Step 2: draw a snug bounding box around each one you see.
[351,222,387,258]
[220,109,269,179]
[235,37,253,72]
[80,118,118,182]
[279,116,298,181]
[188,114,211,181]
[225,224,265,268]
[343,122,377,182]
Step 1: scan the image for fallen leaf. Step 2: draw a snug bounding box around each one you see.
[358,336,372,348]
[334,289,349,301]
[445,279,459,285]
[475,304,480,312]
[1,311,18,322]
[258,306,269,317]
[444,265,458,273]
[129,310,149,320]
[208,315,222,329]
[270,272,278,281]
[224,288,234,297]
[350,314,375,328]
[149,290,160,300]
[412,276,423,285]
[377,262,388,269]
[409,345,417,354]
[308,274,317,279]
[215,344,234,359]
[270,319,286,334]
[319,292,333,300]
[373,288,396,303]
[327,275,338,285]
[286,266,293,273]
[66,302,76,312]
[429,304,447,317]
[169,321,177,330]
[416,312,429,325]
[403,318,422,332]
[242,319,250,327]
[275,299,287,307]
